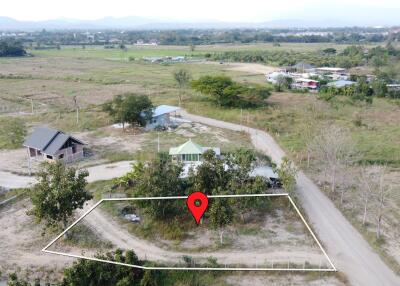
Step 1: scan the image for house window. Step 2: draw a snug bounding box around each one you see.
[72,145,77,154]
[59,154,64,159]
[46,155,53,159]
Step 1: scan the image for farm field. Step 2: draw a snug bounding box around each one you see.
[0,43,399,284]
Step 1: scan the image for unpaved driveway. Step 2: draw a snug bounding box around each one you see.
[62,203,326,267]
[0,161,134,189]
[179,110,400,286]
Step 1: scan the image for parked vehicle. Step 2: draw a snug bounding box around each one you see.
[124,214,141,223]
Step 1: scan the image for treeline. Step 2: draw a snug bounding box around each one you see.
[209,44,400,69]
[2,27,398,46]
[319,77,400,102]
[0,39,26,57]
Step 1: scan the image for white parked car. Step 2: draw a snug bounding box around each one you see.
[124,214,141,223]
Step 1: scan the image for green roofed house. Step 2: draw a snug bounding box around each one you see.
[169,139,220,163]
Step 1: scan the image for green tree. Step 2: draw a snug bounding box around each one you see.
[103,94,153,130]
[191,150,231,196]
[0,39,26,57]
[61,250,143,286]
[173,69,191,106]
[275,75,293,92]
[134,153,184,219]
[274,157,297,195]
[209,197,233,244]
[29,162,91,230]
[191,75,270,108]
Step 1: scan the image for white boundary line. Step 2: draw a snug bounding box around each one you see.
[42,193,336,272]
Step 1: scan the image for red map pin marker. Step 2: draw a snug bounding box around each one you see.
[186,191,209,224]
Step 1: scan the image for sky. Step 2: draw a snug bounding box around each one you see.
[2,0,400,23]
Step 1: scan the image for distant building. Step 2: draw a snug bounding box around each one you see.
[292,62,315,72]
[23,127,85,162]
[327,80,357,88]
[292,78,319,91]
[169,140,220,163]
[315,67,347,74]
[145,105,180,130]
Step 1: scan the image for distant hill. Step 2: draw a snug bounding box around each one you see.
[0,15,398,31]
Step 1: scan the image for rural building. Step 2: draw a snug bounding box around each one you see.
[327,80,357,88]
[315,67,349,80]
[315,67,347,74]
[145,105,180,130]
[23,127,85,163]
[169,139,220,163]
[292,78,320,91]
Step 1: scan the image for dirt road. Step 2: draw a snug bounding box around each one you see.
[71,203,326,267]
[180,111,400,286]
[0,161,134,189]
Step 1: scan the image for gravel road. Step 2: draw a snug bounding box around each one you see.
[0,161,134,189]
[180,110,400,286]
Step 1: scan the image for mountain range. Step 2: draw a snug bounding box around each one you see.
[0,15,398,31]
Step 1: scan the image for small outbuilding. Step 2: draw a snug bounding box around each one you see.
[169,140,220,163]
[23,126,85,163]
[145,105,180,130]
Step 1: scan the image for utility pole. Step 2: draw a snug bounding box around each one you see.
[26,148,31,176]
[30,98,34,114]
[73,96,79,125]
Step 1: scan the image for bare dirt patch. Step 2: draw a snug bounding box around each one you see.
[0,199,73,281]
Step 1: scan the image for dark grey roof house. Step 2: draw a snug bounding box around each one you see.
[24,127,85,162]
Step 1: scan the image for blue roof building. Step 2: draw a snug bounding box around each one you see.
[145,105,180,130]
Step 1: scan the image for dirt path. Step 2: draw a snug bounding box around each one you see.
[0,161,134,189]
[0,199,73,279]
[179,110,400,286]
[73,204,325,267]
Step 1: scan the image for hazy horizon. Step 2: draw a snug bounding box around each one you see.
[1,0,400,27]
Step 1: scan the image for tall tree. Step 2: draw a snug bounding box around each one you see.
[373,166,391,240]
[191,75,270,108]
[173,69,190,106]
[134,153,183,219]
[29,162,91,230]
[310,125,357,197]
[103,94,153,130]
[208,196,233,244]
[274,157,297,195]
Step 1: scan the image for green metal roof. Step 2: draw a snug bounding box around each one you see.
[169,140,203,155]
